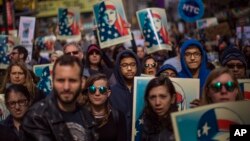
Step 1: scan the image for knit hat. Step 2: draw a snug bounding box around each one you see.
[87,44,101,53]
[220,47,247,67]
[156,64,178,77]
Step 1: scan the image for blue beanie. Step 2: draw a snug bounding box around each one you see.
[156,64,178,76]
[220,47,247,67]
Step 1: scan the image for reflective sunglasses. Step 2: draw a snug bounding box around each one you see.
[209,81,235,92]
[88,85,108,94]
[65,51,79,55]
[144,63,156,68]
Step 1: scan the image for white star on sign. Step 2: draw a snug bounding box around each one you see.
[197,129,201,137]
[202,122,211,136]
[108,30,111,34]
[139,118,144,125]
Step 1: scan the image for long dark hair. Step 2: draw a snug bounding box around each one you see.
[5,84,31,103]
[143,76,178,131]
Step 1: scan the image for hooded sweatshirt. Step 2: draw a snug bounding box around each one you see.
[109,50,141,141]
[179,39,210,95]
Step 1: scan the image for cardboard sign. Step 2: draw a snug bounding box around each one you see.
[93,0,132,49]
[0,35,19,69]
[18,16,36,45]
[196,17,218,29]
[137,8,172,54]
[57,7,81,42]
[132,77,199,141]
[171,101,250,141]
[33,64,53,96]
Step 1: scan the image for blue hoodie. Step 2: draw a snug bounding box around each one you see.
[109,50,141,141]
[179,39,210,95]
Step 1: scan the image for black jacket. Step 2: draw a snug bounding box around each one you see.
[22,94,97,141]
[109,50,141,141]
[141,115,174,141]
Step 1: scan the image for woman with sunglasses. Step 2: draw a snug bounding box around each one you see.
[141,76,177,141]
[142,55,158,76]
[201,67,244,105]
[2,84,31,139]
[85,73,127,141]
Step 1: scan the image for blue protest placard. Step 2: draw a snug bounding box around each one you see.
[171,101,250,141]
[178,0,204,22]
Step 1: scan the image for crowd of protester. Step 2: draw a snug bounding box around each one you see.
[0,16,249,141]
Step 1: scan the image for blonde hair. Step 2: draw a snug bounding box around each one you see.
[201,67,244,105]
[0,62,37,100]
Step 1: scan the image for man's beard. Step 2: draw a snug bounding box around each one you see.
[54,86,82,105]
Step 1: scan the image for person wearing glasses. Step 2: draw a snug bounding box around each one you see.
[179,39,211,95]
[0,62,45,105]
[220,46,248,79]
[83,44,112,79]
[140,76,177,141]
[142,55,158,76]
[9,46,29,64]
[22,55,97,141]
[2,84,31,139]
[190,67,244,108]
[156,64,178,78]
[63,42,85,65]
[85,73,127,141]
[109,50,141,141]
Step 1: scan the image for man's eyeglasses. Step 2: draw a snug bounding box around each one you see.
[6,99,28,108]
[160,72,177,77]
[120,62,136,69]
[65,51,79,55]
[226,63,245,69]
[88,85,108,94]
[144,63,157,68]
[209,81,235,93]
[184,52,201,58]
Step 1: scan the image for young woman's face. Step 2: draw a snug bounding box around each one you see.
[89,51,101,65]
[104,9,116,26]
[144,58,157,75]
[10,66,25,84]
[88,79,110,107]
[148,85,175,117]
[208,73,238,103]
[153,17,162,32]
[66,14,74,27]
[6,91,29,120]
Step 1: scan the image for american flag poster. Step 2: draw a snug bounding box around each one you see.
[137,8,172,54]
[0,35,19,69]
[35,35,56,53]
[57,7,81,42]
[33,64,53,96]
[18,16,36,45]
[238,79,250,100]
[171,101,250,141]
[132,77,199,141]
[93,0,132,49]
